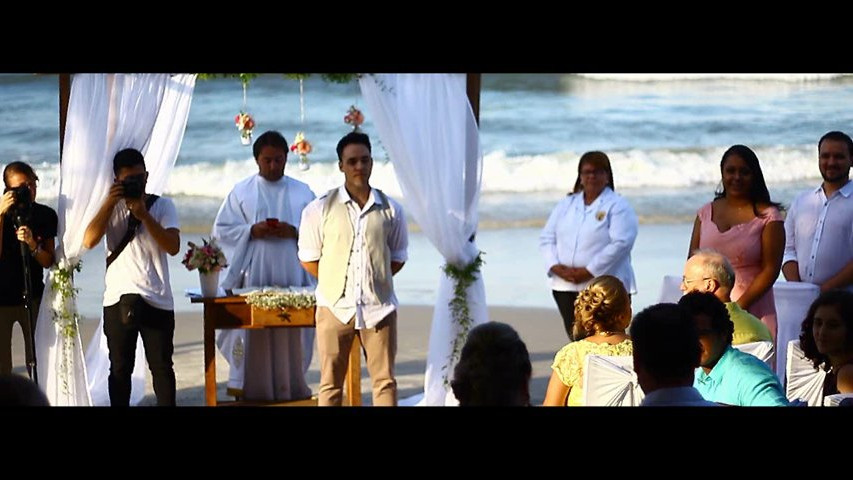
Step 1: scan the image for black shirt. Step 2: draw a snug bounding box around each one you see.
[0,202,58,306]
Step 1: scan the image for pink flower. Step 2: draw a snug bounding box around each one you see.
[290,131,312,155]
[235,112,254,132]
[344,106,364,126]
[183,237,228,274]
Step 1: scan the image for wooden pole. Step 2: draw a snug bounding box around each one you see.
[465,74,481,242]
[59,74,71,159]
[466,74,481,125]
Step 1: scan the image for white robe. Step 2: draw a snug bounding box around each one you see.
[212,174,316,401]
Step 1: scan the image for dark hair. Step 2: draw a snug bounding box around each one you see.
[113,148,146,176]
[714,144,783,215]
[800,290,853,371]
[678,291,734,345]
[336,132,371,161]
[631,303,701,381]
[571,151,615,194]
[818,131,853,158]
[252,130,289,159]
[3,161,38,188]
[451,322,532,406]
[0,374,50,406]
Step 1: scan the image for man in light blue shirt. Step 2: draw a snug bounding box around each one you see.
[679,292,788,406]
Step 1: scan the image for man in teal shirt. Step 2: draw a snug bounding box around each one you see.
[679,292,788,406]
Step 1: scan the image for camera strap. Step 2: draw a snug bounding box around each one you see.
[106,194,160,270]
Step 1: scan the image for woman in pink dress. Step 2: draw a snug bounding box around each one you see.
[688,145,785,339]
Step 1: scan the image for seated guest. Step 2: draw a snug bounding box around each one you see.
[799,290,853,396]
[678,292,788,406]
[631,303,717,406]
[451,322,532,406]
[681,249,772,345]
[0,373,50,406]
[543,275,633,406]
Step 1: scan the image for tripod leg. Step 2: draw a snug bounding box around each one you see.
[21,302,39,385]
[19,240,37,385]
[0,308,15,375]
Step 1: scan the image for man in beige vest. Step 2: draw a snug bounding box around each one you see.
[298,132,408,406]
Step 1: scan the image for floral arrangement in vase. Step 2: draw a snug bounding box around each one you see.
[182,237,228,275]
[235,112,256,145]
[291,131,313,171]
[344,105,364,132]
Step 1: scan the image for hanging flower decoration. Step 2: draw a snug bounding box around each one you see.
[290,131,313,171]
[344,105,364,132]
[235,112,255,146]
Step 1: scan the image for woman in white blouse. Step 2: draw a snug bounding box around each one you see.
[539,151,639,340]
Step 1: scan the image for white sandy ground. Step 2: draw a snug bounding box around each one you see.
[9,305,567,406]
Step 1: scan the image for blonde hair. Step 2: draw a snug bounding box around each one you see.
[572,275,631,339]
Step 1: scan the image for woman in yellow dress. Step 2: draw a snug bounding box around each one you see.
[543,275,633,406]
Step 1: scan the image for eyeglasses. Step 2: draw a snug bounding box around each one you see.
[580,169,606,177]
[681,276,711,286]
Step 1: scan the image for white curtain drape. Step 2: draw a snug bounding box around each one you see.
[35,74,196,406]
[359,74,487,406]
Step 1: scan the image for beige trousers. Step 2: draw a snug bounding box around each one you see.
[316,307,397,406]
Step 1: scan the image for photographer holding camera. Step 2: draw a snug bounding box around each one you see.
[0,162,57,376]
[83,148,181,406]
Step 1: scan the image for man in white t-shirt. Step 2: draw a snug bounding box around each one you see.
[783,130,853,292]
[83,148,181,406]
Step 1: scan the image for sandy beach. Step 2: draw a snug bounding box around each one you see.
[9,305,567,406]
[7,222,700,406]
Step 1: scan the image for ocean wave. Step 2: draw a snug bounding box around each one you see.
[18,144,823,201]
[161,144,823,196]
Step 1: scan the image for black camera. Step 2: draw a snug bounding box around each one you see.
[10,184,31,207]
[5,184,32,227]
[120,174,146,198]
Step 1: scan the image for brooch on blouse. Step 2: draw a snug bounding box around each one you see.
[596,211,606,221]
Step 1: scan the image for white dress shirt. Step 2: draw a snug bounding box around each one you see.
[783,180,853,290]
[539,187,638,293]
[298,186,408,329]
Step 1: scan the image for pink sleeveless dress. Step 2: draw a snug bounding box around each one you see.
[697,202,782,339]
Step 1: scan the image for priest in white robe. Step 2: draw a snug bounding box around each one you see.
[212,131,316,401]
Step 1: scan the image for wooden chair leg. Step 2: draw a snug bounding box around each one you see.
[345,335,362,406]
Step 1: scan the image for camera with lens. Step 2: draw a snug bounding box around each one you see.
[5,184,32,227]
[120,174,146,199]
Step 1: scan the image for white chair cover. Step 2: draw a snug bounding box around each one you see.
[773,281,819,384]
[657,275,682,304]
[733,341,775,367]
[582,355,644,406]
[824,393,853,407]
[785,339,826,406]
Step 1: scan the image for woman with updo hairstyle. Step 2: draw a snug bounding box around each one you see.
[543,275,633,406]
